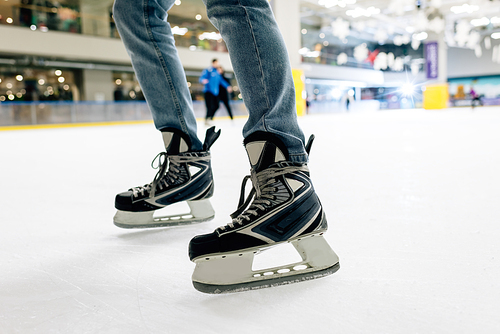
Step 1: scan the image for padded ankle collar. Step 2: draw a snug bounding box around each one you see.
[244,132,290,173]
[161,127,192,154]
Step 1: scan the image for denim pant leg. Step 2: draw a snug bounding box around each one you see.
[113,0,203,151]
[203,0,307,163]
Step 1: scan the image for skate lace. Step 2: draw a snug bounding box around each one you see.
[131,152,210,198]
[218,164,308,232]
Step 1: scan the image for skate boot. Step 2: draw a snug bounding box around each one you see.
[113,127,220,228]
[189,132,339,293]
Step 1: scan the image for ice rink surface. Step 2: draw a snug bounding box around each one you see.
[1,107,499,333]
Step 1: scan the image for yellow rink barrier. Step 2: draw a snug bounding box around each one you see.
[423,84,449,110]
[0,120,154,132]
[0,115,251,132]
[292,69,306,116]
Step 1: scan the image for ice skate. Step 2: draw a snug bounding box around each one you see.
[189,132,339,293]
[114,127,220,229]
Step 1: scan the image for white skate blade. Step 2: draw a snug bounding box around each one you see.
[191,234,339,294]
[113,199,215,229]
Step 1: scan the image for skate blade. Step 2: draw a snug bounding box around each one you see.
[114,199,215,229]
[191,234,339,294]
[193,262,339,294]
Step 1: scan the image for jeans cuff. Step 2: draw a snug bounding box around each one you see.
[288,153,309,164]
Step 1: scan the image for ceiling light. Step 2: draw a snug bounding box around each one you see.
[299,47,320,58]
[401,83,415,96]
[413,32,428,41]
[451,4,479,14]
[172,26,188,35]
[471,17,489,27]
[199,32,221,40]
[346,6,380,18]
[318,0,356,9]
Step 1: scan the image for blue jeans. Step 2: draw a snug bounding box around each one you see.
[113,0,307,163]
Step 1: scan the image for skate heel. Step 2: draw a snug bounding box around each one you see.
[192,251,255,287]
[187,199,215,221]
[113,210,154,228]
[291,234,339,269]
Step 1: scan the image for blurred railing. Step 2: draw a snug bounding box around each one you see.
[0,100,248,127]
[0,101,151,127]
[302,52,375,70]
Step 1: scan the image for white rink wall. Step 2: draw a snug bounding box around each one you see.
[0,107,499,333]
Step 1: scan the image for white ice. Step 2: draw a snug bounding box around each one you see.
[0,108,499,333]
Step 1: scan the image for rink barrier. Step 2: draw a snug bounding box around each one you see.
[423,84,449,110]
[0,116,251,131]
[0,100,248,131]
[0,120,154,131]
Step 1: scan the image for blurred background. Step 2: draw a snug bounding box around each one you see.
[0,0,500,126]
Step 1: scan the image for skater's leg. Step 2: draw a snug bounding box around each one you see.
[221,91,234,119]
[189,0,339,293]
[112,0,223,228]
[204,92,218,120]
[209,93,220,120]
[204,92,212,121]
[113,0,202,150]
[203,0,307,163]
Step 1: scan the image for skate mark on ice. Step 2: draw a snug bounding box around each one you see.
[135,259,151,333]
[33,267,131,321]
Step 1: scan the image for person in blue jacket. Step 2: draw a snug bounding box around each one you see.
[200,59,232,124]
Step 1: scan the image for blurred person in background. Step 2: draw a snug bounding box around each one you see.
[470,87,483,109]
[200,59,232,125]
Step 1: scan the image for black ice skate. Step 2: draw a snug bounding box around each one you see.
[113,127,220,228]
[189,132,339,293]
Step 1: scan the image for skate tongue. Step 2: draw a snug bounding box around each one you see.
[161,128,191,155]
[244,134,289,173]
[203,126,221,151]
